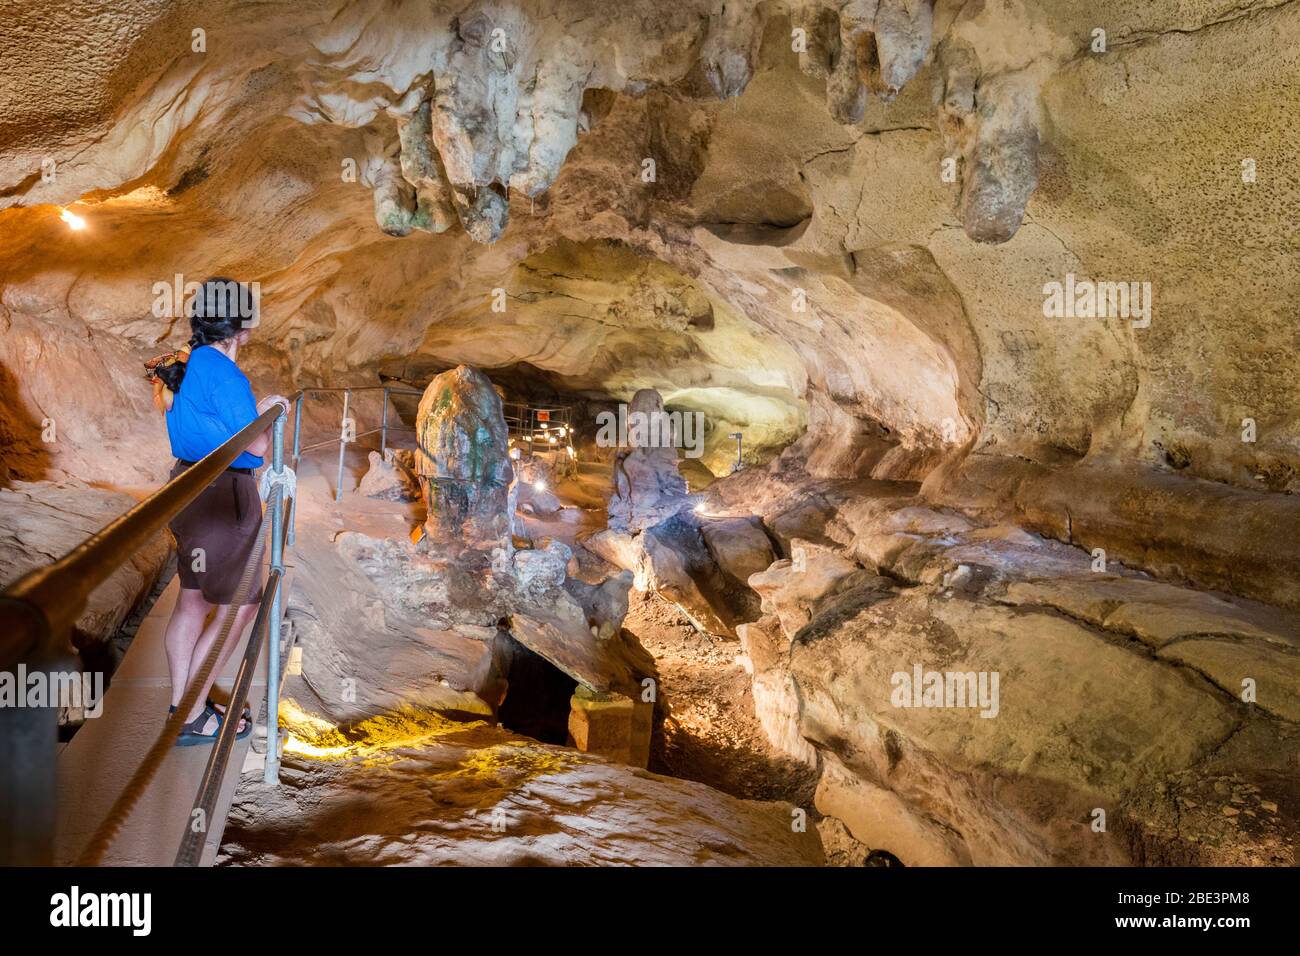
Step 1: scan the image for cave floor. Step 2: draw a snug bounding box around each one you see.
[215,443,822,865]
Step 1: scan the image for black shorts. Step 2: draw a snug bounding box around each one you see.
[168,461,265,605]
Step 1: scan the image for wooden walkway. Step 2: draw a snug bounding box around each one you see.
[53,578,266,866]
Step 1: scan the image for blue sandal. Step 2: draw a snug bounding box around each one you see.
[176,704,224,747]
[208,697,252,734]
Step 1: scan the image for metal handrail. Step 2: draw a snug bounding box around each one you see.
[290,385,423,501]
[0,407,280,671]
[0,404,289,866]
[174,483,292,867]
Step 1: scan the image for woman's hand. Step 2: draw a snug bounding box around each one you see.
[257,394,291,417]
[249,395,290,457]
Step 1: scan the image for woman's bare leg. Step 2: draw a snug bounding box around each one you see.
[164,588,214,710]
[183,601,261,724]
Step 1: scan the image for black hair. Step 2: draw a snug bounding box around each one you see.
[155,277,258,392]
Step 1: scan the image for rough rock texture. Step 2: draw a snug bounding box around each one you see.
[340,373,649,705]
[0,480,172,649]
[513,454,562,515]
[225,478,821,865]
[218,721,824,867]
[414,365,515,554]
[586,507,770,640]
[7,0,1298,583]
[718,466,1300,866]
[607,388,691,534]
[356,448,420,501]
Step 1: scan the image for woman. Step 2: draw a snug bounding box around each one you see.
[150,277,288,745]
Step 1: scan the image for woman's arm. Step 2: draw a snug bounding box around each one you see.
[248,394,290,457]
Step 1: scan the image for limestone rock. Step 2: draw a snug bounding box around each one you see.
[748,540,888,641]
[586,509,772,640]
[792,589,1238,865]
[0,480,172,649]
[511,539,571,596]
[608,388,690,534]
[414,365,515,555]
[219,722,825,867]
[514,455,562,516]
[699,515,776,591]
[356,449,420,502]
[733,478,1300,865]
[564,570,634,641]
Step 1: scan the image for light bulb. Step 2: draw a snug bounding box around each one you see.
[60,208,86,231]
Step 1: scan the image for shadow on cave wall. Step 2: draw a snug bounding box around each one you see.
[0,361,52,486]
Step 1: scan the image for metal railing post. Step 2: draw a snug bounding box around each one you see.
[291,392,303,467]
[179,568,281,864]
[335,389,351,502]
[287,394,302,548]
[264,410,287,785]
[380,387,389,457]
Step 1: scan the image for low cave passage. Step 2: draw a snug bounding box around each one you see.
[491,629,577,747]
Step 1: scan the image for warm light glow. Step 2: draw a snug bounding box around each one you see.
[509,447,520,460]
[278,698,483,763]
[60,208,86,231]
[533,479,546,492]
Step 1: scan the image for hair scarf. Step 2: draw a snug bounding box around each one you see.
[143,343,192,413]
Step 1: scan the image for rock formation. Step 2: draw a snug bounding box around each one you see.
[413,365,515,556]
[583,385,767,637]
[712,467,1300,866]
[512,454,562,516]
[356,449,421,502]
[607,388,691,534]
[330,364,656,767]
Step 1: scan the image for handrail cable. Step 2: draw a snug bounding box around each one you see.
[78,483,281,866]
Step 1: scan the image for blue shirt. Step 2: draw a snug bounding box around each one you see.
[166,345,263,469]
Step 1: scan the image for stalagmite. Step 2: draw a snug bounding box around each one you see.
[413,365,515,555]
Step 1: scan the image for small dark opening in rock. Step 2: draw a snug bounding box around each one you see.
[493,629,574,745]
[864,849,904,867]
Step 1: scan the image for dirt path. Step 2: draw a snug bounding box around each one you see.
[622,591,817,808]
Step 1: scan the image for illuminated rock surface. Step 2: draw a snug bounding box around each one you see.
[218,720,824,866]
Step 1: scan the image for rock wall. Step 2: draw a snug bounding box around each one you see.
[714,468,1299,866]
[1,1,1297,637]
